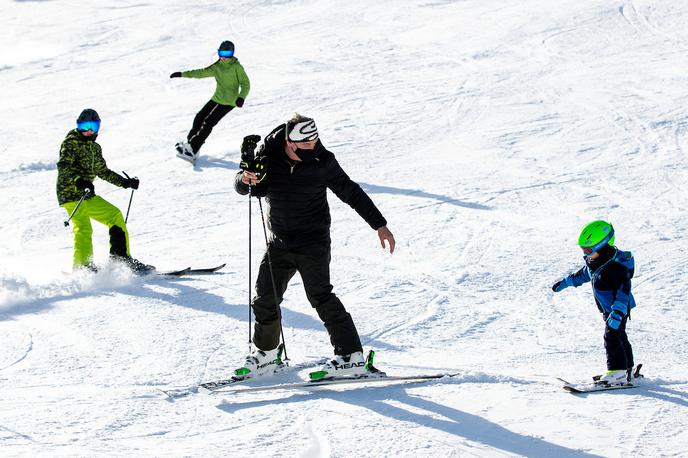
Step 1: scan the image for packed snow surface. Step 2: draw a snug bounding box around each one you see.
[1,0,688,456]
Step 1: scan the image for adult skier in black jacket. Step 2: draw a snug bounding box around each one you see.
[234,113,395,380]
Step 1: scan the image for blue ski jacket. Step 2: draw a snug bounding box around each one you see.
[560,246,636,316]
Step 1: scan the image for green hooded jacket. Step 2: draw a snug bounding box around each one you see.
[56,129,126,205]
[182,57,250,106]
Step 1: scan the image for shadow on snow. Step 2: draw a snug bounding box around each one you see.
[216,384,601,457]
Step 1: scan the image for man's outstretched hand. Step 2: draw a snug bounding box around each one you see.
[377,226,395,254]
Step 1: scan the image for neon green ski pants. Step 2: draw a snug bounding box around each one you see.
[62,195,130,267]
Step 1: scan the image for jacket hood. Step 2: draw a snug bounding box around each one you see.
[217,57,239,65]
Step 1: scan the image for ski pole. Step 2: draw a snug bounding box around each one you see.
[124,190,134,224]
[63,189,90,227]
[248,185,253,353]
[257,196,289,361]
[122,171,135,224]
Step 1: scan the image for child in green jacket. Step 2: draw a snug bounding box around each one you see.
[171,40,251,164]
[57,109,154,273]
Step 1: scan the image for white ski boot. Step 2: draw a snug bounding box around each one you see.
[175,141,197,164]
[309,350,382,381]
[234,344,284,379]
[598,368,631,386]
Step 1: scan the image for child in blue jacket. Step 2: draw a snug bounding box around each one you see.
[552,220,636,385]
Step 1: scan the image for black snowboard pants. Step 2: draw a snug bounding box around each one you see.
[603,313,634,370]
[187,100,233,153]
[251,242,363,356]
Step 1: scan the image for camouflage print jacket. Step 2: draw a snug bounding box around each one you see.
[56,129,126,205]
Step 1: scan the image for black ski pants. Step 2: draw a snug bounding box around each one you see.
[251,242,363,356]
[187,100,233,153]
[603,313,634,370]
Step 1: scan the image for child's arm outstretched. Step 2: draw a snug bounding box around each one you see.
[552,267,590,292]
[170,63,217,79]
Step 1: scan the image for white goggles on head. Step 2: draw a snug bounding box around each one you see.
[287,119,319,142]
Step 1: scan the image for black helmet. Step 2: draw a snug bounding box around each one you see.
[218,40,235,52]
[77,108,100,123]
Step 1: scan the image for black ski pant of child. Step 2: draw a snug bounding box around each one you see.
[187,100,233,153]
[603,313,634,370]
[251,242,363,356]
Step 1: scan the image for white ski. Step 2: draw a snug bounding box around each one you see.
[557,378,637,394]
[558,364,643,394]
[209,372,460,396]
[159,357,329,399]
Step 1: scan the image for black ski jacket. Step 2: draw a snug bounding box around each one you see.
[234,124,387,248]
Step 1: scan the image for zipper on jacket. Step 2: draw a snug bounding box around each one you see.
[590,247,622,313]
[284,158,296,175]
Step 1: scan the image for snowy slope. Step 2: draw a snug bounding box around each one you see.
[2,0,688,456]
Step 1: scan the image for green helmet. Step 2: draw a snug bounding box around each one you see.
[578,220,615,256]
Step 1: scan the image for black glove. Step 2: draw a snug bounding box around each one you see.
[170,72,182,78]
[123,177,140,190]
[235,97,245,108]
[240,135,261,163]
[248,155,268,183]
[75,177,94,195]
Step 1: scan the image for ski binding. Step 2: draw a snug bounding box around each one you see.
[559,364,643,394]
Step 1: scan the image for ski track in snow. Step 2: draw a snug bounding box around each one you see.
[2,0,688,456]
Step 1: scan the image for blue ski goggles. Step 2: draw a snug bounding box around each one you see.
[77,120,101,133]
[218,49,234,58]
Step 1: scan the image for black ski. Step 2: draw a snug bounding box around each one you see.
[154,264,225,278]
[186,263,226,274]
[157,267,191,276]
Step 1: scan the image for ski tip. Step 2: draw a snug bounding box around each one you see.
[185,263,227,274]
[197,385,213,395]
[158,387,195,399]
[157,267,192,276]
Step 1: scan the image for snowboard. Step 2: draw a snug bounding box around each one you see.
[175,142,197,165]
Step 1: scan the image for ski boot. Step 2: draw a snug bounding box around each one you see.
[111,255,156,274]
[175,142,197,164]
[74,263,99,273]
[596,368,632,386]
[593,364,643,383]
[309,349,383,381]
[234,344,285,379]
